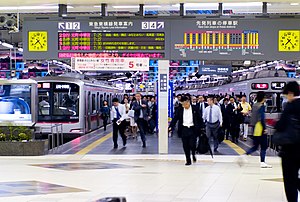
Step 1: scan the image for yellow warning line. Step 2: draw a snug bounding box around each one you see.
[76,133,112,155]
[223,140,246,155]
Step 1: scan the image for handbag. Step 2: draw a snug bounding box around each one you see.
[272,115,300,145]
[127,110,135,118]
[253,121,263,136]
[244,115,251,124]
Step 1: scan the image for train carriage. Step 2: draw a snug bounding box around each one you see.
[34,76,122,137]
[176,70,299,125]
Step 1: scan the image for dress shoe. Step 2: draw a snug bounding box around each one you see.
[192,155,197,162]
[123,139,127,147]
[185,162,192,166]
[113,145,118,149]
[142,141,146,148]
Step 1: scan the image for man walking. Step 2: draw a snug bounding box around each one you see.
[169,96,202,166]
[132,93,149,148]
[203,97,223,153]
[110,98,127,149]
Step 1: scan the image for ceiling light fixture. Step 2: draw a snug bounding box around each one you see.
[0,5,73,10]
[0,42,14,49]
[223,2,267,7]
[110,5,162,9]
[290,3,299,6]
[172,3,218,7]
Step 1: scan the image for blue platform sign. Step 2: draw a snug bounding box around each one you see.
[168,81,174,120]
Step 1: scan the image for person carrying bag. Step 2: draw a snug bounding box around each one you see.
[274,81,300,202]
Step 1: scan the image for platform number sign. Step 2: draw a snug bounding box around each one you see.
[142,21,165,30]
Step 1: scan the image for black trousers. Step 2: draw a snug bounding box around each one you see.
[103,117,108,131]
[281,152,300,202]
[230,123,240,141]
[181,127,197,163]
[136,118,147,142]
[112,120,126,147]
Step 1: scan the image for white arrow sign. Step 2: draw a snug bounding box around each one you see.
[58,22,65,30]
[157,22,165,29]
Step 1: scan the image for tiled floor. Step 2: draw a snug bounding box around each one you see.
[0,155,290,202]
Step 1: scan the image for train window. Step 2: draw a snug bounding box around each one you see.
[38,91,50,116]
[249,92,283,113]
[100,94,104,108]
[53,83,79,117]
[92,94,96,114]
[97,92,100,111]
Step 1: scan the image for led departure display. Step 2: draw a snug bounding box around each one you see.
[58,32,165,51]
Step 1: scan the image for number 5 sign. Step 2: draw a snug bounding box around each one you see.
[127,58,149,71]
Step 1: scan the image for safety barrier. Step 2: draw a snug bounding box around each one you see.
[44,124,63,153]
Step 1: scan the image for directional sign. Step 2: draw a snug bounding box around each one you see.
[58,22,81,30]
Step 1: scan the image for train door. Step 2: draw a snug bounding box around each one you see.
[86,91,91,132]
[100,94,104,125]
[96,92,100,127]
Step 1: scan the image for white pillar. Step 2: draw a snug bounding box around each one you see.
[158,60,169,154]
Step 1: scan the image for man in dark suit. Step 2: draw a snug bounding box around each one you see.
[227,97,243,143]
[197,95,208,128]
[221,98,230,140]
[169,96,203,166]
[131,93,149,148]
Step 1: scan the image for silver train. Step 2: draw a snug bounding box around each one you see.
[176,70,299,125]
[34,76,122,136]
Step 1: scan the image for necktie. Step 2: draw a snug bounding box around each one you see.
[115,107,121,119]
[209,106,213,123]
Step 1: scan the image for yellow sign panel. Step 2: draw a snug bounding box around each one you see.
[278,30,300,52]
[139,84,145,89]
[28,31,48,52]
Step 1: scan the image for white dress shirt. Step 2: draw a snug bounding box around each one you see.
[183,106,194,127]
[203,104,223,125]
[110,104,127,121]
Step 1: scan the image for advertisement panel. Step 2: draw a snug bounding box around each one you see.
[72,57,149,71]
[199,65,232,75]
[0,85,32,122]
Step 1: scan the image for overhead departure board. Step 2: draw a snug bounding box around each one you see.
[58,32,165,51]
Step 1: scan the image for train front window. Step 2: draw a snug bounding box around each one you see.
[53,83,79,117]
[38,82,79,122]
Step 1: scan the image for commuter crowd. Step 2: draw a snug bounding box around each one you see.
[99,81,300,202]
[100,93,157,149]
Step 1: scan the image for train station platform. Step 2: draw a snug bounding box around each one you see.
[0,127,287,202]
[0,155,286,202]
[54,126,276,157]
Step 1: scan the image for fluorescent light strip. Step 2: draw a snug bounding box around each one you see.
[0,5,73,10]
[110,5,162,9]
[223,2,263,7]
[290,3,299,6]
[0,42,13,49]
[172,3,219,7]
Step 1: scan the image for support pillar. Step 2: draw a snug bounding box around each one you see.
[158,60,169,154]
